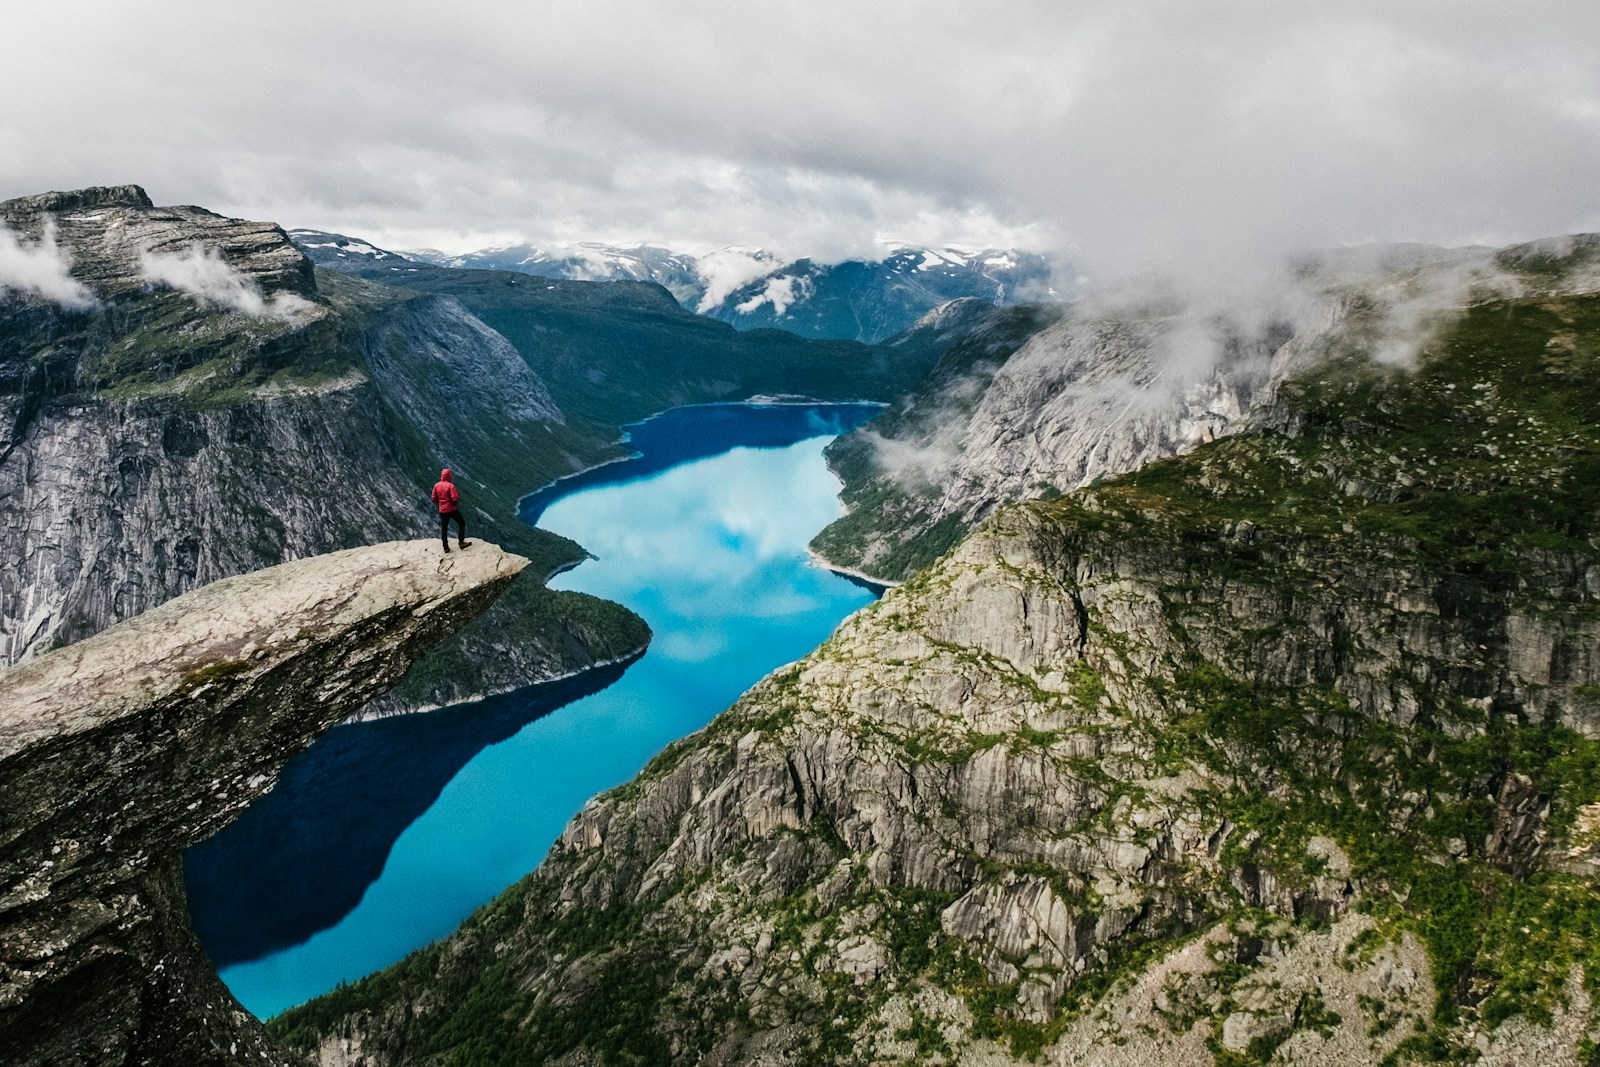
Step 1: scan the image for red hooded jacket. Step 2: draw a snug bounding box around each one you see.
[431,469,461,514]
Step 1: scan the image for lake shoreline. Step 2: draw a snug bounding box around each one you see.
[514,397,888,516]
[339,644,649,724]
[805,548,899,591]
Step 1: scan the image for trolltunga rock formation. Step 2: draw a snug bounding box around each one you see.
[0,540,527,1066]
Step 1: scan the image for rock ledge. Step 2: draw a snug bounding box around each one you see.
[0,540,527,1067]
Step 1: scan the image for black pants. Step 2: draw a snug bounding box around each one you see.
[440,509,466,547]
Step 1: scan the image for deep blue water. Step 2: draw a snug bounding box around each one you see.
[184,402,882,1019]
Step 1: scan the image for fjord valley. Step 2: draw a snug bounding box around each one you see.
[186,401,886,1018]
[0,183,974,1064]
[274,236,1600,1066]
[0,185,945,705]
[3,178,1600,1067]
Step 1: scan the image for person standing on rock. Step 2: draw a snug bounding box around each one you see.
[431,469,471,552]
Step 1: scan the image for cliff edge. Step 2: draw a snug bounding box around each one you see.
[0,540,528,1066]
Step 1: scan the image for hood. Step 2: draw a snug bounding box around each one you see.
[440,469,453,482]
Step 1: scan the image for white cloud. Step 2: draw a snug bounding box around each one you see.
[735,275,811,317]
[1,1,1597,276]
[693,248,777,312]
[138,243,311,319]
[0,222,96,308]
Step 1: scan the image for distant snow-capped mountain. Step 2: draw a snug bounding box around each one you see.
[288,229,419,269]
[292,230,1060,344]
[404,242,718,306]
[702,247,1059,344]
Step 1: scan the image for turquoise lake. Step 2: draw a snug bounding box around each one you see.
[184,402,883,1019]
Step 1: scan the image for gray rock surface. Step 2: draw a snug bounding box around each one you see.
[0,540,527,1067]
[815,236,1600,581]
[2,184,314,299]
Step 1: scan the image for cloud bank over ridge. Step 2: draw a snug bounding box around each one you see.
[138,244,312,319]
[1,1,1597,278]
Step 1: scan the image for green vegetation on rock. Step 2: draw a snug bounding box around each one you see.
[273,275,1600,1065]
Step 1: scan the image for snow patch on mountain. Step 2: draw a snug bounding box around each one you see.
[294,228,1063,344]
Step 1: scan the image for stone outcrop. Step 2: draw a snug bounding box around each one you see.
[0,540,527,1066]
[1,184,314,300]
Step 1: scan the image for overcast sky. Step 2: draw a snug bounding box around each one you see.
[4,1,1598,274]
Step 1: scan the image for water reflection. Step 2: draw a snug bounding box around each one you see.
[519,402,883,524]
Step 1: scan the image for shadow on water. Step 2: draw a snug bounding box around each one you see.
[520,402,883,524]
[183,657,637,967]
[832,570,892,596]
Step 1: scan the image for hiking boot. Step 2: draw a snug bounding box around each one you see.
[459,541,472,549]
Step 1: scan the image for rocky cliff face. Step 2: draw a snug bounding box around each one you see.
[279,280,1600,1065]
[813,237,1600,582]
[0,540,527,1067]
[0,186,646,708]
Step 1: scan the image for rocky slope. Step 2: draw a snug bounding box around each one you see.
[278,273,1600,1065]
[0,539,527,1067]
[810,299,1068,580]
[387,237,1058,344]
[0,186,647,709]
[813,237,1600,582]
[290,245,943,428]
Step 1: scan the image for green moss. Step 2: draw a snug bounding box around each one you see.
[179,658,250,690]
[894,1004,952,1060]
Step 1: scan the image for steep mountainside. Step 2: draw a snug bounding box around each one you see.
[291,251,941,426]
[812,300,1068,580]
[0,186,646,709]
[0,540,526,1067]
[279,271,1600,1066]
[312,233,1057,345]
[814,238,1600,582]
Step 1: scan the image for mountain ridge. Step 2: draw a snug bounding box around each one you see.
[292,228,1060,344]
